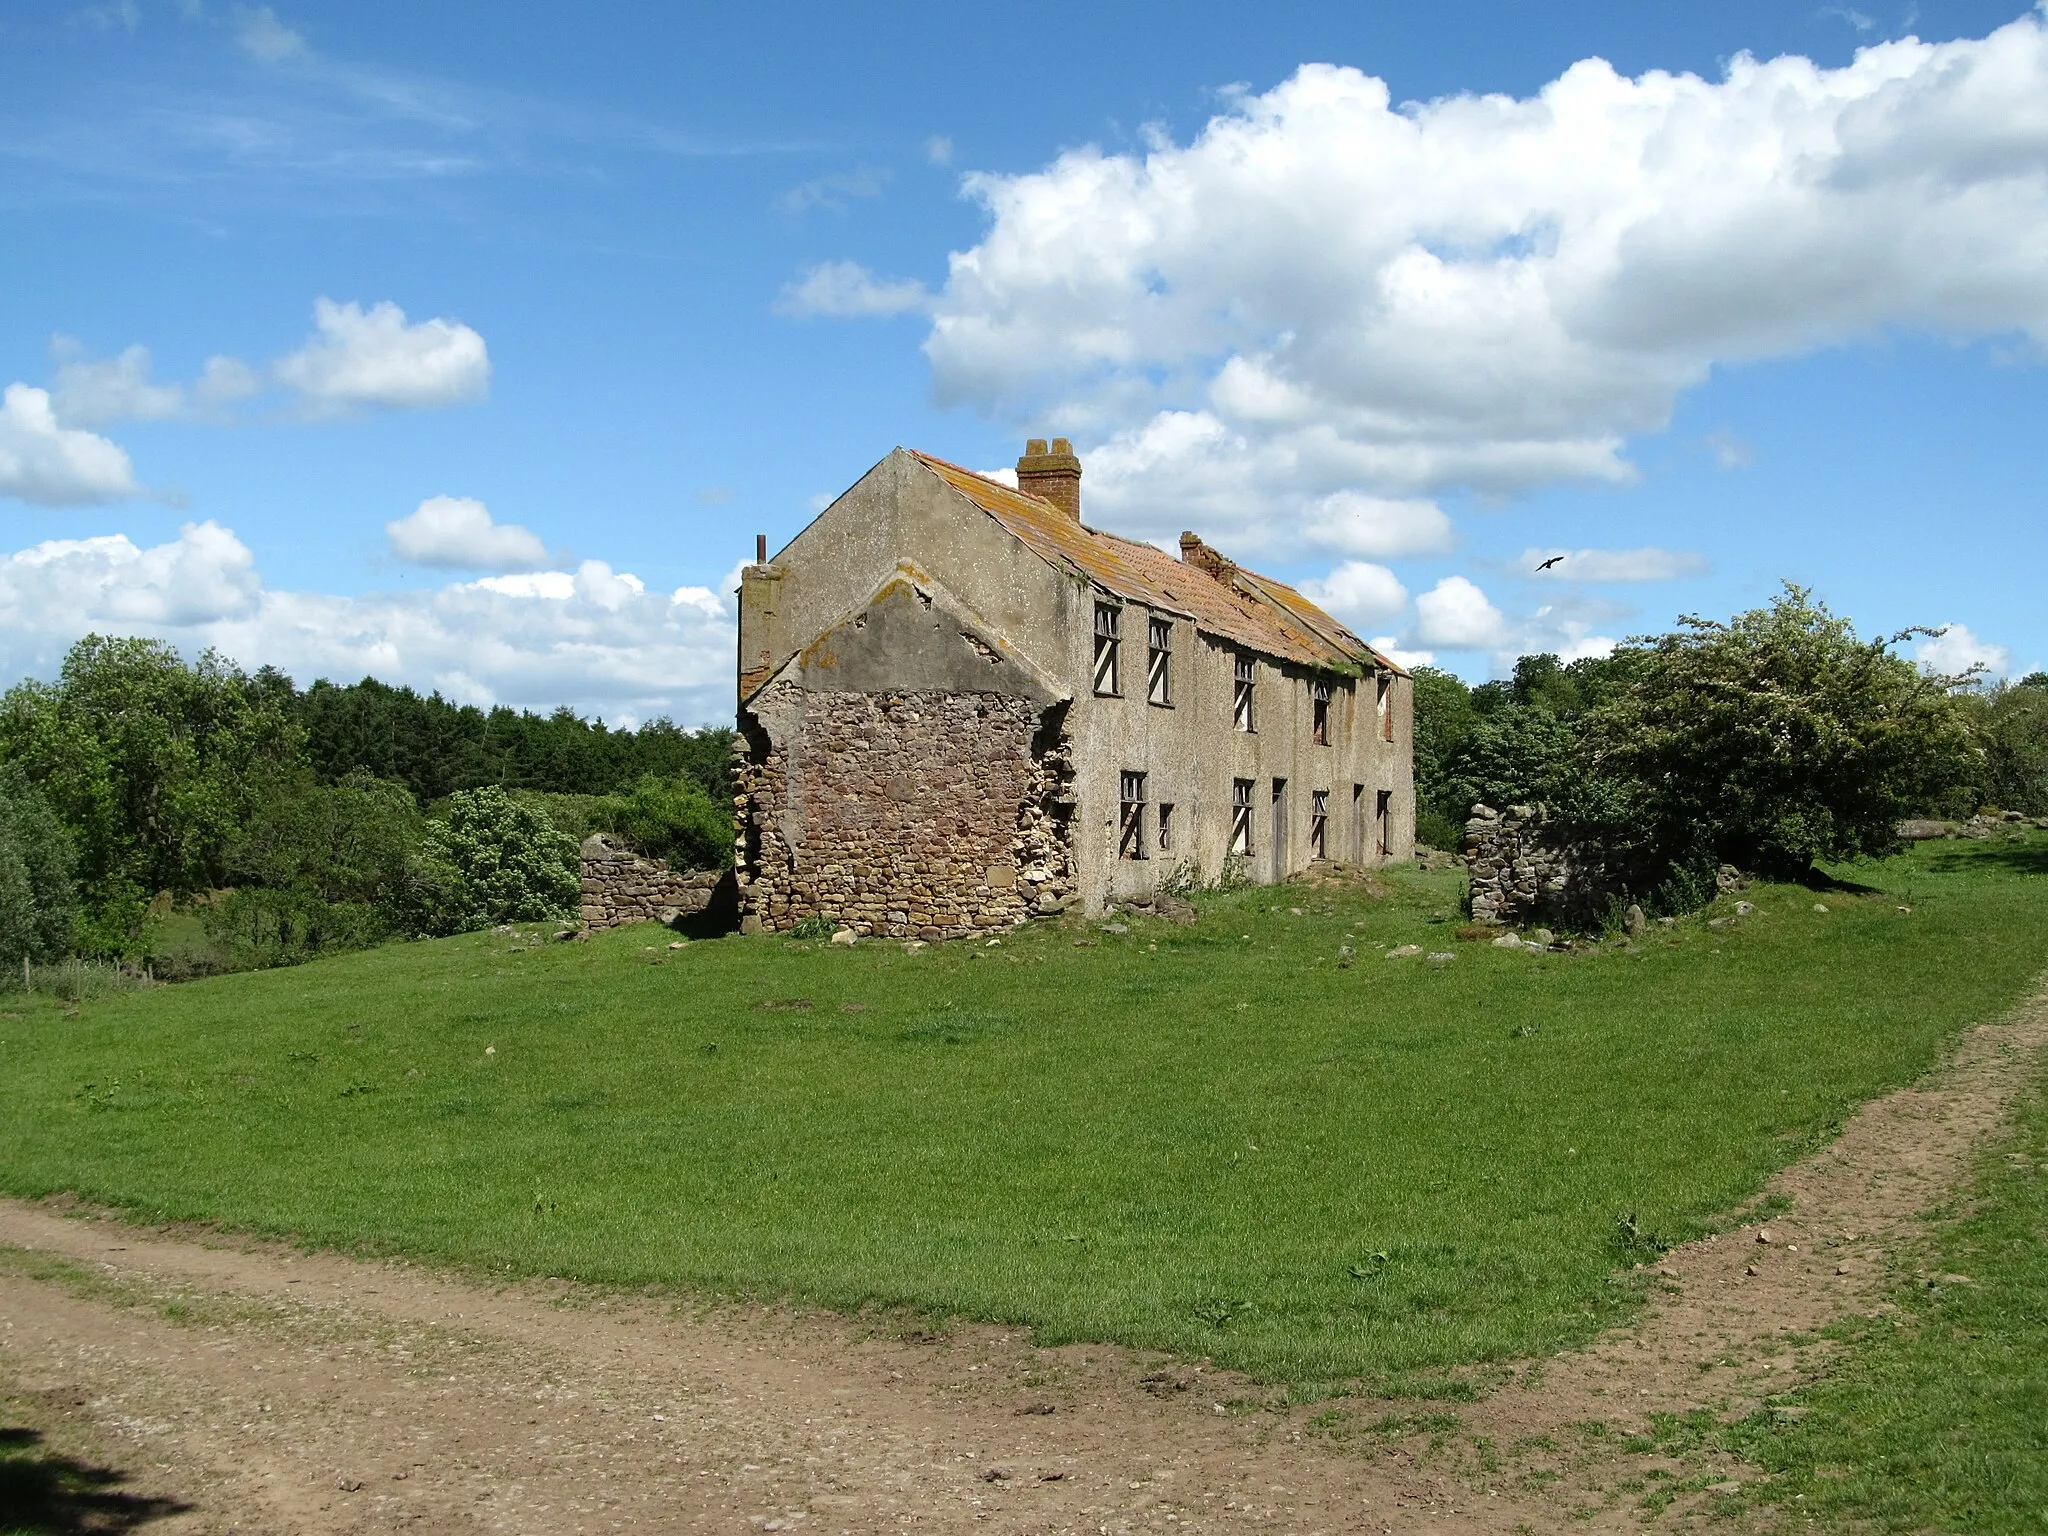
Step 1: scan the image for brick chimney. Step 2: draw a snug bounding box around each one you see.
[1015,437,1082,520]
[1179,530,1237,585]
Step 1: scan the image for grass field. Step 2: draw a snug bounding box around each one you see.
[0,837,2044,1385]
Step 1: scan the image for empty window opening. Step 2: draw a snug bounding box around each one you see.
[1270,778,1289,871]
[1233,654,1256,731]
[1375,671,1394,742]
[1158,801,1175,853]
[1311,679,1331,746]
[1376,788,1393,856]
[1147,617,1173,706]
[1310,789,1328,861]
[1229,778,1254,855]
[1351,783,1366,864]
[1119,770,1148,859]
[1094,603,1121,696]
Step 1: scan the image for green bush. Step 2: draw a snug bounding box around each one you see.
[403,786,580,935]
[0,765,77,969]
[589,774,731,870]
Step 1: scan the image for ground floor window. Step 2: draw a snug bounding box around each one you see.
[1158,801,1175,853]
[1229,778,1253,855]
[1120,770,1148,859]
[1351,783,1366,863]
[1310,789,1328,860]
[1376,788,1393,855]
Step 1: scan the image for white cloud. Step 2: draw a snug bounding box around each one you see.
[0,525,737,725]
[48,338,264,428]
[925,136,955,167]
[1415,575,1509,650]
[1916,622,2013,678]
[274,297,489,414]
[0,521,258,628]
[776,262,931,318]
[779,166,890,216]
[0,384,140,506]
[385,495,550,571]
[234,4,308,63]
[902,15,2048,540]
[1369,635,1436,671]
[1523,546,1710,581]
[1299,560,1409,629]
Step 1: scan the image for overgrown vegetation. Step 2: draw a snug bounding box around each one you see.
[1411,586,2041,906]
[0,835,2041,1384]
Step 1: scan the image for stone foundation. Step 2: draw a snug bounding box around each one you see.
[736,685,1076,939]
[579,835,725,932]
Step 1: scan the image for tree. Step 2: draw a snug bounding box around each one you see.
[0,636,306,951]
[402,786,580,935]
[1588,586,1977,876]
[0,766,77,969]
[1956,677,2048,816]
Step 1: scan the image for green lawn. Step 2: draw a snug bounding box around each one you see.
[0,837,2043,1384]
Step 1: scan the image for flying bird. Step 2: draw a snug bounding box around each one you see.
[1535,555,1565,572]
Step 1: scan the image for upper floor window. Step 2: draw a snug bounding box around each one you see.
[1233,654,1256,731]
[1311,679,1331,746]
[1147,618,1173,706]
[1119,770,1148,859]
[1093,603,1121,696]
[1375,671,1393,742]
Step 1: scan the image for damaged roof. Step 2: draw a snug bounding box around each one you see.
[910,450,1402,676]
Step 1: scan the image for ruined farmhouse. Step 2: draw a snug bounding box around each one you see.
[734,440,1415,938]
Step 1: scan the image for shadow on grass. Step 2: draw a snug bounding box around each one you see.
[666,869,742,941]
[1799,867,1888,896]
[1925,842,2048,878]
[0,1426,190,1532]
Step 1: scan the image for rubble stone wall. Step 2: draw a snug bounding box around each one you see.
[579,835,724,932]
[1463,803,1622,930]
[737,684,1076,939]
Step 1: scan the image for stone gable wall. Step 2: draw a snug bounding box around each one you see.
[737,684,1076,939]
[579,835,724,932]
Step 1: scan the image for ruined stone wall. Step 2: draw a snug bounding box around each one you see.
[579,835,724,932]
[1463,803,1623,930]
[737,684,1076,939]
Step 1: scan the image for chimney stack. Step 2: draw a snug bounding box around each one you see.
[1015,437,1082,520]
[1179,530,1237,585]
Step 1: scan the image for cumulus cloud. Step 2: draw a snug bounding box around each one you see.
[385,495,551,572]
[776,261,930,318]
[234,4,308,63]
[1522,547,1710,581]
[0,384,141,506]
[47,338,263,428]
[0,521,259,628]
[1369,636,1436,671]
[1299,560,1409,629]
[1916,621,2013,678]
[274,297,490,414]
[1414,575,1509,650]
[898,14,2048,541]
[0,524,737,725]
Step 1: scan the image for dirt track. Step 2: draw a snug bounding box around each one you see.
[4,987,2043,1534]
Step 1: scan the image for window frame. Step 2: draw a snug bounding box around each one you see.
[1157,800,1175,853]
[1094,602,1122,697]
[1375,670,1393,742]
[1232,654,1256,732]
[1310,788,1329,861]
[1311,678,1331,746]
[1147,616,1174,707]
[1229,777,1254,855]
[1119,769,1148,860]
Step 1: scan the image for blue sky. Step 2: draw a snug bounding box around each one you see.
[2,0,2043,725]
